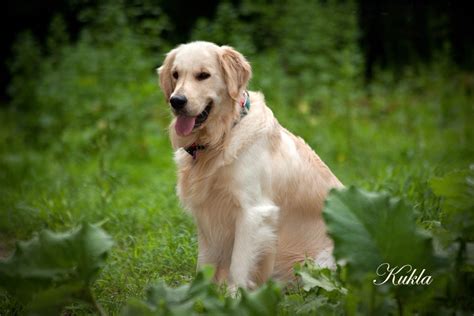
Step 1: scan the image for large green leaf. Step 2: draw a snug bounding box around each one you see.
[0,223,113,313]
[323,186,436,282]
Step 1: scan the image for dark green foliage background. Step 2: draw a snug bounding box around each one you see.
[0,0,473,314]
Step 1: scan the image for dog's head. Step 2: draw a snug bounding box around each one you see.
[158,41,251,138]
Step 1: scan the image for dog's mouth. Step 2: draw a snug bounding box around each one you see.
[175,102,213,137]
[194,102,212,128]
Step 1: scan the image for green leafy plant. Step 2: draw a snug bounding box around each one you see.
[319,184,474,315]
[279,262,346,315]
[323,186,439,281]
[122,266,281,316]
[0,223,113,315]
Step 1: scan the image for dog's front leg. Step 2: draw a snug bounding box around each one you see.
[229,204,278,291]
[197,233,211,271]
[197,232,231,284]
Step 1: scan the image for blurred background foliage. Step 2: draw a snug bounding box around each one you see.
[0,0,473,313]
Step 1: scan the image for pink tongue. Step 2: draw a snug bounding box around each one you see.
[175,115,197,136]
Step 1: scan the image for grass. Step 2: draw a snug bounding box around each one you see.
[0,65,473,314]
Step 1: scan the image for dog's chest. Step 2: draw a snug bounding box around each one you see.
[177,161,240,214]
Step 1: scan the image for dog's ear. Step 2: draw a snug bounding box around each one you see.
[157,47,179,100]
[219,46,252,100]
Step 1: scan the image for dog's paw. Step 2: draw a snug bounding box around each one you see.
[226,280,256,298]
[246,280,257,290]
[226,284,240,298]
[315,247,336,270]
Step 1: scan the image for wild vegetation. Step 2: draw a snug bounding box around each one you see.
[0,0,473,314]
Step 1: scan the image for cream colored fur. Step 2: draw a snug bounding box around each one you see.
[158,41,343,290]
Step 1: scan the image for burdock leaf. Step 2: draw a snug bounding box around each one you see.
[0,223,113,309]
[25,282,84,315]
[322,186,436,282]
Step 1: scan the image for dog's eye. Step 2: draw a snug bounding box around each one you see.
[172,71,179,80]
[196,72,211,81]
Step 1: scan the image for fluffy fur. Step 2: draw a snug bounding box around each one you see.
[158,41,343,290]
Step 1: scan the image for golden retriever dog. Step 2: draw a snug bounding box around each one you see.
[158,41,343,291]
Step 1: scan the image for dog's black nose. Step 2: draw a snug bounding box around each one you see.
[170,95,187,110]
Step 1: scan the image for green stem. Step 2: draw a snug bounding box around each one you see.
[369,283,375,316]
[396,295,403,316]
[85,287,107,316]
[453,238,466,309]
